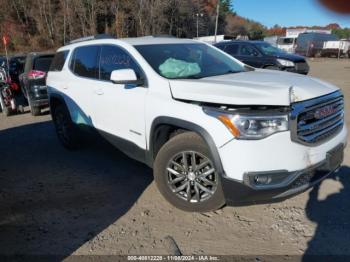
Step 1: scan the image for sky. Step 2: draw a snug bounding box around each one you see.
[233,0,350,28]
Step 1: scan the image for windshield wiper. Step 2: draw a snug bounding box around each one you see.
[174,75,204,79]
[221,70,239,75]
[203,70,240,78]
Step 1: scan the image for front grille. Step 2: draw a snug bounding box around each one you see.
[291,91,344,146]
[295,62,309,72]
[289,169,329,189]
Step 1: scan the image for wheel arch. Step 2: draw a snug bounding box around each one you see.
[49,93,66,114]
[148,117,224,175]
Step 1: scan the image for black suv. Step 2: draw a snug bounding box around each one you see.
[19,52,54,116]
[214,40,309,75]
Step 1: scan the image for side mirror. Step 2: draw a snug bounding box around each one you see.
[110,69,143,85]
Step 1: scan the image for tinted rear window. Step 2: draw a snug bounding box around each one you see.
[50,51,69,72]
[70,46,99,79]
[34,56,54,72]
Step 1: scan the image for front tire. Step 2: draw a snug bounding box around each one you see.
[52,104,81,150]
[154,132,225,212]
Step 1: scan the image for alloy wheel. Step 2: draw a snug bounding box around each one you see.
[166,151,218,203]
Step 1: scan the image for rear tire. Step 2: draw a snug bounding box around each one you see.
[52,104,81,150]
[17,105,24,114]
[154,132,225,212]
[30,102,41,116]
[31,106,41,116]
[27,94,41,116]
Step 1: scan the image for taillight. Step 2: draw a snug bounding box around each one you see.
[28,70,46,80]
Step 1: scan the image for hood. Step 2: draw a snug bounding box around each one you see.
[272,52,306,62]
[169,69,339,106]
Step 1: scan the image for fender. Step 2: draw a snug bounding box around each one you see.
[148,116,224,176]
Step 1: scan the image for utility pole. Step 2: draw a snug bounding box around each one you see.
[338,41,342,59]
[63,0,66,45]
[214,0,220,43]
[2,35,10,78]
[196,13,203,38]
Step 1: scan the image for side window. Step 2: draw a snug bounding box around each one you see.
[224,44,239,55]
[50,51,69,72]
[70,46,100,79]
[240,45,260,57]
[99,45,142,81]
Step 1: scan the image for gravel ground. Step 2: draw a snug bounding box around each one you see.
[0,59,349,258]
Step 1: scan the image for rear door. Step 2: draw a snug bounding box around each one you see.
[64,45,100,126]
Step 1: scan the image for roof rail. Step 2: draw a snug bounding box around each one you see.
[138,35,176,39]
[152,34,176,38]
[67,34,116,45]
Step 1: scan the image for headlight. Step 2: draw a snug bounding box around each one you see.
[277,59,295,67]
[204,108,289,139]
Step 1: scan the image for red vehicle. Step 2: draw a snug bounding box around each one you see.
[0,63,24,116]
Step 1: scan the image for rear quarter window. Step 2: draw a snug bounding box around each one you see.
[34,55,54,72]
[50,51,69,72]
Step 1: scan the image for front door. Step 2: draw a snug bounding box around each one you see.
[91,45,148,150]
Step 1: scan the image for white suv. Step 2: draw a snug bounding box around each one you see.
[47,35,347,212]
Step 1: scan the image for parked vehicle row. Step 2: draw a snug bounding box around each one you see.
[274,32,349,58]
[20,52,54,116]
[215,40,309,75]
[47,35,346,212]
[0,52,54,117]
[0,55,26,116]
[295,32,338,57]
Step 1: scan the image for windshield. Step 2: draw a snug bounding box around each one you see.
[277,37,295,45]
[134,43,245,79]
[255,42,286,55]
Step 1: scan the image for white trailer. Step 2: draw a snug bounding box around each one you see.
[321,40,350,58]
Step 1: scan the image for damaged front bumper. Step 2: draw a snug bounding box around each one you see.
[221,143,345,205]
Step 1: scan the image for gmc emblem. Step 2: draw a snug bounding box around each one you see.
[314,105,337,119]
